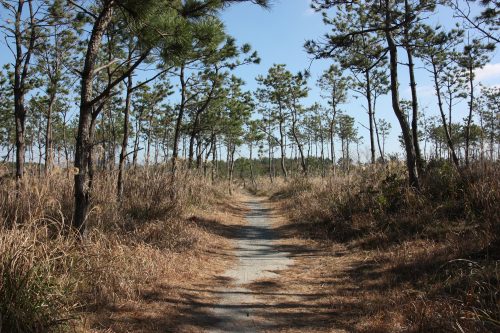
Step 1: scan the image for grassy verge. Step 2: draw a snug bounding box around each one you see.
[257,161,499,332]
[0,167,236,332]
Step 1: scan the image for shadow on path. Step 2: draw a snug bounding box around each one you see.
[94,195,361,332]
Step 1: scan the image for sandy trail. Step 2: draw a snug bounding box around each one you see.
[91,194,346,333]
[207,196,293,332]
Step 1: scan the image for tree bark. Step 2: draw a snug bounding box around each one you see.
[431,61,460,169]
[374,116,384,163]
[291,107,307,175]
[278,104,287,178]
[249,141,256,186]
[384,2,419,188]
[132,112,141,168]
[228,142,236,195]
[365,70,376,164]
[13,0,36,181]
[73,2,114,234]
[465,62,474,166]
[44,95,56,173]
[117,73,133,200]
[404,0,424,175]
[172,64,186,177]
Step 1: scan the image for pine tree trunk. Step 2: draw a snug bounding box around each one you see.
[188,112,200,168]
[14,91,26,180]
[117,73,132,200]
[404,0,424,175]
[145,118,152,168]
[13,0,36,181]
[465,63,474,166]
[384,4,419,188]
[278,107,287,178]
[249,142,256,186]
[291,110,307,175]
[45,95,56,174]
[330,122,336,175]
[365,70,376,164]
[211,134,217,183]
[268,117,273,183]
[172,64,186,177]
[406,45,424,174]
[132,115,141,168]
[73,3,114,234]
[228,143,236,195]
[374,116,384,163]
[432,61,460,169]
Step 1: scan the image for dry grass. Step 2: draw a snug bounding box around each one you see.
[258,161,500,332]
[0,166,241,333]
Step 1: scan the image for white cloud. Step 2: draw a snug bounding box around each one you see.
[417,85,435,97]
[403,85,435,98]
[475,63,500,82]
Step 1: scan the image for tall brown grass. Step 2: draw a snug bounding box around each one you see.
[0,166,228,332]
[261,161,500,332]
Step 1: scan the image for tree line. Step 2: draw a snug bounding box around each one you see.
[305,0,499,188]
[0,0,498,234]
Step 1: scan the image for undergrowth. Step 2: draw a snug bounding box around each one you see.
[0,167,227,332]
[260,161,499,332]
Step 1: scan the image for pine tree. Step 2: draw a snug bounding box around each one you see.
[456,38,493,166]
[0,0,48,180]
[35,0,80,173]
[317,65,348,173]
[256,64,308,177]
[0,69,15,163]
[307,0,422,187]
[70,0,268,234]
[418,26,463,169]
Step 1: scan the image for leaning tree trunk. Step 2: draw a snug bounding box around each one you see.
[404,0,424,175]
[188,75,217,168]
[406,44,424,175]
[384,8,419,189]
[374,115,385,163]
[432,60,460,170]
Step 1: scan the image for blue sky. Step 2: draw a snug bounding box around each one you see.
[0,1,498,162]
[221,0,500,160]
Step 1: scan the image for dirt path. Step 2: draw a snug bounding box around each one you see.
[94,194,358,332]
[185,194,354,333]
[206,196,293,332]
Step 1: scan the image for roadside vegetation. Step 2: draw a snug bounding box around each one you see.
[0,0,498,332]
[0,166,234,332]
[251,161,499,332]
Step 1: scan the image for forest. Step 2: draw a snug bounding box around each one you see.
[0,0,498,332]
